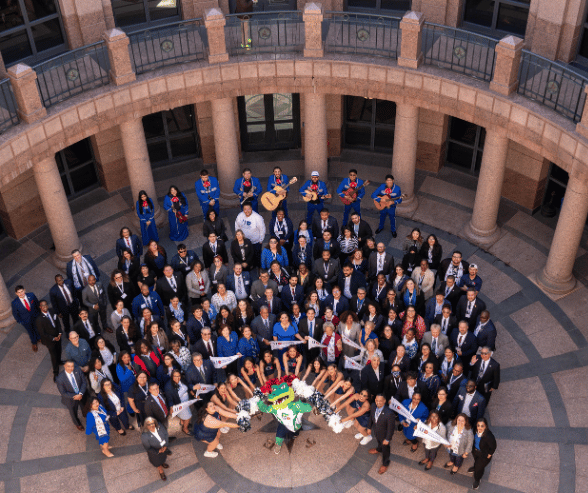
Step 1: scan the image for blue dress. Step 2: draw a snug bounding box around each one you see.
[163,193,189,242]
[136,200,159,245]
[194,411,220,442]
[401,399,429,440]
[86,406,111,445]
[350,398,370,428]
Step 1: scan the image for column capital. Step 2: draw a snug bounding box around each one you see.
[398,11,425,70]
[303,2,324,58]
[204,7,227,27]
[8,63,46,124]
[204,8,229,64]
[399,10,424,31]
[303,2,323,21]
[103,29,136,86]
[489,35,524,97]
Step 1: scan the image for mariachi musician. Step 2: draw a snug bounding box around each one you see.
[337,168,366,225]
[371,174,402,238]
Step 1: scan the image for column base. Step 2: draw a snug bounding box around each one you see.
[220,192,241,208]
[535,268,577,296]
[154,205,165,228]
[396,195,419,217]
[49,246,81,271]
[0,309,15,331]
[462,221,502,248]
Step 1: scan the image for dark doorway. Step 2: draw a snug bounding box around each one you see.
[55,139,100,199]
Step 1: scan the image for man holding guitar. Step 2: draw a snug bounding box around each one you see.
[266,166,291,218]
[371,174,402,238]
[337,169,369,225]
[233,168,262,212]
[300,171,331,224]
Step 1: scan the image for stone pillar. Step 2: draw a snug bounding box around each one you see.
[211,97,241,206]
[204,8,229,64]
[536,167,588,295]
[392,103,419,215]
[576,85,588,139]
[398,11,424,69]
[0,51,7,79]
[102,0,116,30]
[0,270,15,330]
[119,118,163,225]
[33,156,82,268]
[463,129,508,247]
[8,64,46,124]
[303,93,328,179]
[103,29,136,86]
[303,2,324,58]
[489,35,524,97]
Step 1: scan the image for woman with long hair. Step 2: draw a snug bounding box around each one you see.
[136,190,159,245]
[419,234,443,271]
[471,418,497,489]
[144,240,167,279]
[261,236,289,270]
[336,389,372,446]
[203,208,228,242]
[84,397,114,457]
[419,410,446,470]
[230,229,254,272]
[163,185,189,242]
[118,248,141,285]
[193,401,239,458]
[164,369,193,435]
[445,413,474,475]
[137,263,157,292]
[259,349,281,385]
[98,378,133,435]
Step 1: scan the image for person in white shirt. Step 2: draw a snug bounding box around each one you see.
[235,204,266,268]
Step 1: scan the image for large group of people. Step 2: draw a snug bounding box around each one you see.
[10,166,500,489]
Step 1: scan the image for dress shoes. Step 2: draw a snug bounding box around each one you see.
[375,228,383,235]
[468,467,475,473]
[368,449,379,455]
[391,232,397,238]
[32,344,38,352]
[76,425,84,431]
[159,472,167,481]
[161,463,169,469]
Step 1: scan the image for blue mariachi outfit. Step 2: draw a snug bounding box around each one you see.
[267,173,290,217]
[300,179,329,224]
[371,183,402,233]
[233,177,262,212]
[163,193,189,242]
[337,178,366,225]
[136,199,159,245]
[86,405,111,445]
[195,177,220,219]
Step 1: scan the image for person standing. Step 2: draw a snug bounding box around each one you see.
[66,249,101,306]
[36,300,62,380]
[235,203,266,269]
[136,190,159,245]
[163,186,189,242]
[469,348,500,404]
[300,171,331,225]
[141,417,172,481]
[367,394,395,475]
[49,274,78,334]
[84,397,114,457]
[195,169,220,219]
[233,168,262,213]
[82,275,111,334]
[55,360,87,430]
[116,226,143,260]
[470,418,497,490]
[267,166,291,218]
[11,285,40,351]
[371,174,402,237]
[337,169,366,226]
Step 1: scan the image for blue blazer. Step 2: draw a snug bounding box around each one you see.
[281,285,305,308]
[170,250,200,276]
[186,313,211,349]
[131,291,164,321]
[337,178,366,200]
[371,183,402,207]
[195,177,220,205]
[115,235,143,259]
[233,177,262,202]
[424,296,446,326]
[337,270,367,297]
[453,387,486,423]
[291,244,313,269]
[97,385,125,419]
[116,364,136,393]
[450,329,478,358]
[474,318,497,351]
[11,293,39,328]
[267,173,291,193]
[66,255,100,290]
[320,295,350,317]
[49,280,77,314]
[226,272,252,296]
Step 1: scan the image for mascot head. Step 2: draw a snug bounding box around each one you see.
[267,382,295,410]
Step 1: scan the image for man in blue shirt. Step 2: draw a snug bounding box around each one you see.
[64,331,91,372]
[337,169,366,226]
[195,169,220,219]
[233,168,262,212]
[267,166,291,218]
[300,171,331,224]
[371,174,402,238]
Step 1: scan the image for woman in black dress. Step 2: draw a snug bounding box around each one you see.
[203,209,228,242]
[230,230,255,272]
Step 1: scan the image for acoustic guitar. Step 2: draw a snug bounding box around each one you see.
[302,190,332,202]
[373,193,407,210]
[260,177,298,211]
[339,180,370,205]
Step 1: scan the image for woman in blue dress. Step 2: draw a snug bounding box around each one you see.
[136,190,159,245]
[273,312,304,360]
[85,397,114,457]
[401,392,430,453]
[163,185,189,242]
[217,324,241,380]
[193,401,239,458]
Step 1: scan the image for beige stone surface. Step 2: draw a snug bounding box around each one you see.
[419,176,475,209]
[21,465,90,493]
[0,334,46,390]
[489,232,547,277]
[553,366,588,428]
[0,406,17,463]
[467,254,522,304]
[492,321,530,369]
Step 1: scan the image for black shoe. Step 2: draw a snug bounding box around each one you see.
[162,463,169,469]
[375,228,383,235]
[473,480,480,490]
[391,232,397,238]
[397,424,403,432]
[166,449,173,455]
[169,436,177,442]
[129,412,136,417]
[468,467,475,473]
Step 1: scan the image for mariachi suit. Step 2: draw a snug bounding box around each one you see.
[337,177,366,225]
[300,179,329,224]
[234,176,262,212]
[195,177,220,219]
[267,173,291,217]
[371,183,402,233]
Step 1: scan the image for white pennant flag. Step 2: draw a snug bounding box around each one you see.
[195,384,216,397]
[344,355,365,371]
[308,337,326,349]
[270,340,306,351]
[171,398,200,418]
[413,420,450,445]
[210,354,240,368]
[388,397,418,423]
[341,334,363,352]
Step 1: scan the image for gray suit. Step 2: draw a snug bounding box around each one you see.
[313,257,341,286]
[141,424,170,467]
[251,313,276,350]
[250,280,279,303]
[82,282,108,331]
[421,331,450,358]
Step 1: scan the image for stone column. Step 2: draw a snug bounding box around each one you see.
[536,167,588,295]
[463,129,509,247]
[303,93,328,179]
[101,0,116,30]
[33,156,82,268]
[576,85,588,139]
[0,270,15,330]
[392,103,419,215]
[119,118,163,225]
[489,35,524,97]
[204,8,229,64]
[303,2,324,58]
[8,64,46,124]
[398,11,424,69]
[211,97,241,206]
[103,29,136,86]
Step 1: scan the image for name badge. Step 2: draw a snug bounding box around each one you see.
[245,281,250,285]
[141,304,146,309]
[121,293,127,299]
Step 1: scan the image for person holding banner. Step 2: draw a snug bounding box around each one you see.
[193,401,240,458]
[336,389,372,445]
[367,394,395,475]
[470,418,497,490]
[418,410,447,470]
[401,392,429,453]
[273,312,304,359]
[282,346,304,377]
[259,349,282,385]
[445,413,474,475]
[320,323,343,367]
[164,370,193,436]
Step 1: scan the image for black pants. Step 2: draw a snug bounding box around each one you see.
[376,438,391,466]
[472,448,492,481]
[45,341,62,375]
[65,395,86,426]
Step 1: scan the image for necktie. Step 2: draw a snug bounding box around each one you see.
[477,361,486,382]
[70,373,79,393]
[211,243,216,254]
[443,318,448,333]
[458,335,464,346]
[207,341,213,357]
[322,220,326,231]
[199,366,205,380]
[474,323,484,336]
[358,299,363,311]
[432,338,437,354]
[445,286,450,297]
[170,277,177,290]
[268,300,272,312]
[466,302,473,317]
[354,224,358,235]
[144,296,151,308]
[92,286,98,299]
[23,298,30,311]
[309,321,314,338]
[157,395,168,417]
[375,407,382,422]
[126,238,131,249]
[46,313,54,327]
[239,276,245,294]
[62,286,72,305]
[291,287,295,299]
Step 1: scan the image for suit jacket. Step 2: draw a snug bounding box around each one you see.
[370,283,391,308]
[118,256,141,284]
[185,360,217,388]
[81,282,108,315]
[116,235,143,258]
[226,272,252,297]
[35,310,62,346]
[474,429,497,457]
[350,296,372,319]
[297,317,324,342]
[411,267,436,300]
[360,364,386,397]
[66,256,101,289]
[313,238,341,260]
[156,274,186,305]
[383,374,403,402]
[388,351,411,374]
[338,323,361,358]
[72,318,101,342]
[194,335,218,359]
[186,314,210,348]
[450,329,478,359]
[434,313,458,336]
[347,219,373,246]
[469,357,500,394]
[116,325,140,353]
[368,251,394,280]
[11,293,39,328]
[439,282,462,313]
[144,393,169,424]
[321,295,350,318]
[452,388,486,423]
[132,291,165,320]
[313,257,341,286]
[281,285,305,309]
[56,367,87,405]
[202,240,229,268]
[394,381,430,406]
[437,259,470,284]
[49,280,78,315]
[455,297,487,331]
[446,373,466,403]
[107,282,135,311]
[141,425,169,451]
[311,215,339,240]
[170,250,200,276]
[338,270,367,299]
[268,217,294,247]
[292,244,313,269]
[424,298,446,328]
[250,314,277,346]
[257,296,282,316]
[250,280,279,303]
[421,331,450,359]
[473,319,497,350]
[367,404,394,443]
[230,238,255,269]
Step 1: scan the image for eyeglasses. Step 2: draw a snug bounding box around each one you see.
[114,275,123,280]
[481,352,490,355]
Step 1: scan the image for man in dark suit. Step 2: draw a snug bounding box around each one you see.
[66,249,101,305]
[156,265,186,306]
[11,285,40,351]
[313,231,340,260]
[348,212,373,247]
[186,352,217,391]
[313,250,340,286]
[434,304,458,336]
[144,382,170,427]
[116,226,143,259]
[186,306,210,350]
[321,286,350,318]
[450,321,478,375]
[250,270,279,304]
[456,289,487,332]
[439,275,462,313]
[370,275,391,308]
[281,276,305,311]
[383,364,403,403]
[394,372,430,406]
[36,300,62,380]
[250,306,276,352]
[350,287,372,320]
[72,308,101,345]
[170,243,200,277]
[107,270,135,311]
[437,251,469,284]
[49,274,78,334]
[298,307,324,361]
[367,394,395,475]
[257,288,283,316]
[361,356,386,397]
[338,263,367,300]
[473,311,497,350]
[452,380,486,426]
[469,348,500,403]
[368,243,394,281]
[202,232,228,269]
[424,291,446,327]
[81,275,111,333]
[132,284,165,322]
[226,263,252,301]
[55,360,87,430]
[193,327,217,359]
[311,208,339,240]
[446,363,466,403]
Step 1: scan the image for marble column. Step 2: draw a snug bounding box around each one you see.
[120,118,163,225]
[33,156,82,268]
[211,97,241,206]
[304,93,328,179]
[0,270,15,330]
[536,168,588,295]
[463,129,508,247]
[392,103,419,215]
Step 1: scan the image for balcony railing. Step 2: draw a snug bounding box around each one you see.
[423,23,497,82]
[33,42,111,108]
[0,79,19,134]
[225,11,304,56]
[128,19,207,75]
[324,12,400,58]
